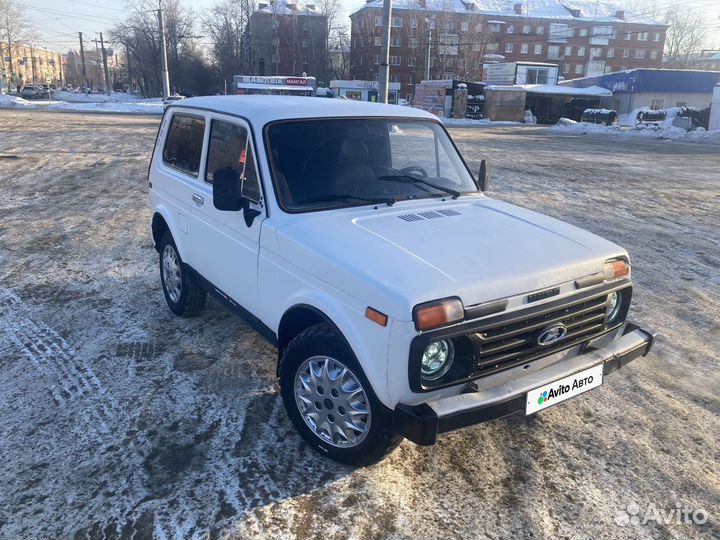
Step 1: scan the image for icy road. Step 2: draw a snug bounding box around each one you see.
[0,110,718,540]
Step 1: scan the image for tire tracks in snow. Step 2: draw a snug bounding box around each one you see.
[0,288,119,445]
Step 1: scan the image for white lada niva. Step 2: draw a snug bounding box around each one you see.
[149,96,655,466]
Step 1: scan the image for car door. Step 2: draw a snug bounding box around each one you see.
[154,111,207,269]
[188,113,265,315]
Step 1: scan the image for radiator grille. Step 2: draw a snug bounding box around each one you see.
[471,294,609,378]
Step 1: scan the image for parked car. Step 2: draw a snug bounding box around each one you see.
[149,96,656,466]
[20,86,37,99]
[163,94,186,110]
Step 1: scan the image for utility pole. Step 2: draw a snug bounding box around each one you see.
[92,37,103,91]
[29,44,35,85]
[125,44,132,93]
[425,19,432,80]
[99,32,111,95]
[79,32,88,93]
[157,7,171,99]
[377,0,392,104]
[239,0,252,73]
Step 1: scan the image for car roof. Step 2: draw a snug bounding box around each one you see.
[171,95,437,124]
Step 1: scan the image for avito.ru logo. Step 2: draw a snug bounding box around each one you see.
[614,502,709,527]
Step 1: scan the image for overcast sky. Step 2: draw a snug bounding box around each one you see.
[26,0,365,51]
[24,0,720,53]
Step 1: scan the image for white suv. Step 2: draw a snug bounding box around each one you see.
[149,96,655,466]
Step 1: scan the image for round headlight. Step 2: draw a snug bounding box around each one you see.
[421,339,455,380]
[607,291,621,322]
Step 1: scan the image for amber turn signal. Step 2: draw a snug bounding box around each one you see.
[365,307,388,327]
[604,259,630,280]
[413,298,464,331]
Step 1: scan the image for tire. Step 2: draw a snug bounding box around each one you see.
[280,324,403,467]
[159,231,207,317]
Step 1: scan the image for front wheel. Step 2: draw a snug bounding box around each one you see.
[280,324,402,466]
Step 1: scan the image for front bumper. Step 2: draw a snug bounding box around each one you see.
[395,321,656,445]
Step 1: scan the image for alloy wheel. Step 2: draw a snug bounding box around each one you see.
[294,356,371,448]
[162,244,182,303]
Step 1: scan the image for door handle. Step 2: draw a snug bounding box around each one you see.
[192,193,204,206]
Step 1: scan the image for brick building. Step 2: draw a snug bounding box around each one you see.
[350,0,667,99]
[250,0,328,80]
[0,43,64,89]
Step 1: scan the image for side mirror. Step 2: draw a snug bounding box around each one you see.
[213,167,243,211]
[478,159,491,192]
[213,167,262,227]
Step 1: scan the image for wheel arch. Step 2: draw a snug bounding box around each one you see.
[151,206,187,260]
[151,212,169,253]
[277,304,345,356]
[275,297,392,408]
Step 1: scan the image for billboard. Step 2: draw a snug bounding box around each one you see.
[484,62,516,84]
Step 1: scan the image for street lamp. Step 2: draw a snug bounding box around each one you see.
[424,16,436,80]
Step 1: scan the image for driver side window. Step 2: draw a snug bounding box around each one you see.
[205,119,261,202]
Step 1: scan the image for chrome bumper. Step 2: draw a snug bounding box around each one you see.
[395,322,656,445]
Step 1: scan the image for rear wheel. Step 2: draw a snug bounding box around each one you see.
[159,231,206,317]
[280,324,402,466]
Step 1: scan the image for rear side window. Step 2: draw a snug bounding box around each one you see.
[162,114,205,176]
[205,119,261,202]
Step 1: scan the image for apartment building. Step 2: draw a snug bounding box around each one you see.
[249,0,328,79]
[350,0,667,99]
[0,43,64,88]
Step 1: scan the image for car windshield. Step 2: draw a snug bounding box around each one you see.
[266,118,478,212]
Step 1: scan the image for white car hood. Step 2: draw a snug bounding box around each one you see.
[276,197,627,321]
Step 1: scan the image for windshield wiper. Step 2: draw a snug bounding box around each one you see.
[299,193,396,207]
[377,174,462,199]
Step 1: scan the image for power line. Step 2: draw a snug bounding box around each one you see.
[23,4,123,24]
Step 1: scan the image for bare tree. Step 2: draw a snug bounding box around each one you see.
[111,0,201,96]
[662,7,713,68]
[327,27,351,80]
[623,0,660,18]
[625,0,713,68]
[203,0,251,87]
[0,0,32,84]
[317,0,343,82]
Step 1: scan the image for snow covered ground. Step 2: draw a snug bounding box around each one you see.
[0,92,163,114]
[550,118,720,143]
[0,111,718,540]
[442,117,523,126]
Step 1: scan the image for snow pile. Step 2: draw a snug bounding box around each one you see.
[685,127,720,143]
[46,99,163,114]
[0,94,36,108]
[551,120,623,134]
[50,90,145,103]
[550,118,720,143]
[619,106,683,127]
[0,91,163,114]
[555,117,578,126]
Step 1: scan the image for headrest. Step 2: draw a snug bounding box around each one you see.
[337,138,369,167]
